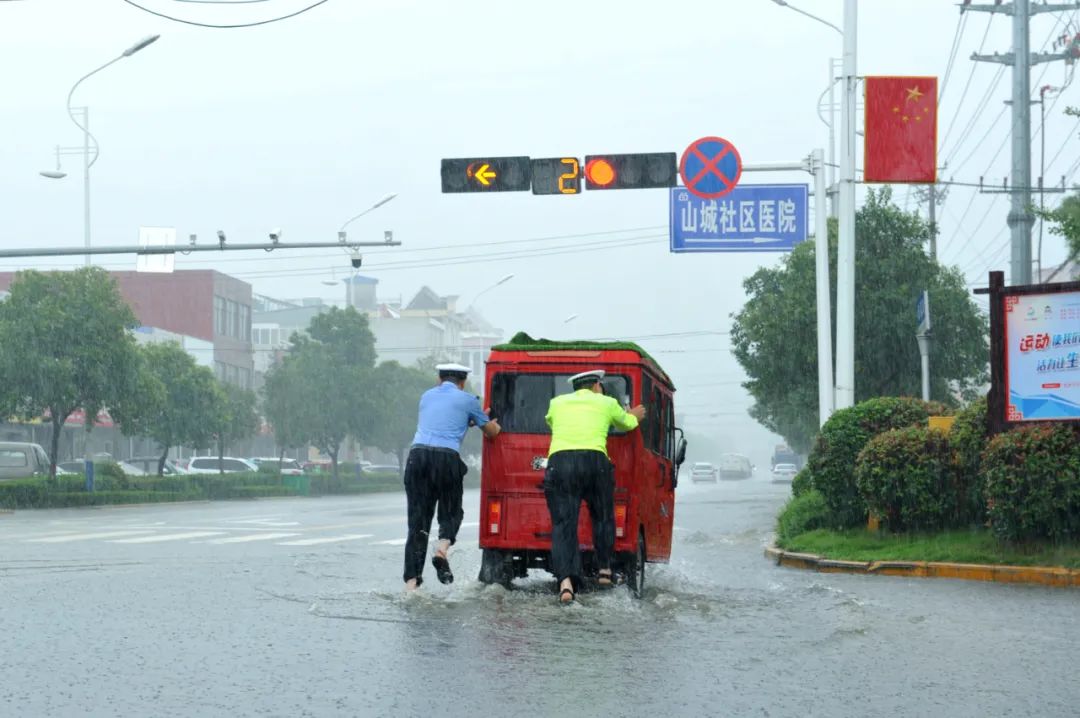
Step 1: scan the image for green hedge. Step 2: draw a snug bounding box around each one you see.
[791,468,813,497]
[855,426,954,532]
[776,490,831,543]
[949,397,989,524]
[804,397,945,527]
[0,472,302,509]
[1,461,480,510]
[983,424,1080,542]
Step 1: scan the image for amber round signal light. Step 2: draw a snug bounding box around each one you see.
[584,158,617,187]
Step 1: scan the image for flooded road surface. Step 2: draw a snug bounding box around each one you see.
[2,482,1078,717]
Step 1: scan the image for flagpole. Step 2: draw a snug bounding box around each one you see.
[835,0,858,411]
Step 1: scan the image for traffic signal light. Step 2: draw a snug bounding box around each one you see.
[583,153,677,190]
[441,157,531,193]
[531,157,581,195]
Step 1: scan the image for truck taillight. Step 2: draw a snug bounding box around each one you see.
[614,503,627,538]
[488,498,502,535]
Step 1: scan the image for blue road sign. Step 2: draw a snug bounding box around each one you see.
[916,290,930,333]
[669,184,809,253]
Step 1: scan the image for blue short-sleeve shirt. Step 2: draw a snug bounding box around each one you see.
[411,382,490,452]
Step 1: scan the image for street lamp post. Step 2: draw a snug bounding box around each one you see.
[772,0,856,411]
[334,193,398,309]
[39,35,160,267]
[469,273,515,308]
[338,193,398,241]
[836,0,857,411]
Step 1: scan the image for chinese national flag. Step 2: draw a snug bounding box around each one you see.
[864,76,937,183]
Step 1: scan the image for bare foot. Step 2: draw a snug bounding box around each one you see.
[558,578,575,604]
[597,570,613,587]
[405,578,419,591]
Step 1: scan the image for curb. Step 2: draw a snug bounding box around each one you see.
[765,546,1080,588]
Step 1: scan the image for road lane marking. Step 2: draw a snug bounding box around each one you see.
[277,534,374,546]
[371,538,407,546]
[24,530,157,543]
[109,531,226,544]
[204,532,301,544]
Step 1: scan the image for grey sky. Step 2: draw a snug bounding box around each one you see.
[2,0,1077,462]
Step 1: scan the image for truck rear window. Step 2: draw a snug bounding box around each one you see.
[0,450,29,467]
[490,373,631,434]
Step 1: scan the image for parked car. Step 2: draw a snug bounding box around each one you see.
[186,457,258,474]
[57,459,149,476]
[249,457,304,476]
[361,463,401,475]
[0,442,53,480]
[127,456,189,476]
[771,463,799,483]
[690,462,719,483]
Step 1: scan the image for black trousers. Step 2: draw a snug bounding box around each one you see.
[402,446,467,584]
[543,449,615,588]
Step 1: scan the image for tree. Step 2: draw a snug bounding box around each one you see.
[213,382,260,474]
[0,268,141,480]
[112,342,223,475]
[730,188,988,453]
[302,306,377,369]
[263,307,379,480]
[1036,191,1080,280]
[368,361,433,471]
[262,357,314,464]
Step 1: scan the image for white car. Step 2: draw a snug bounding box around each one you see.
[771,463,799,483]
[690,462,719,483]
[249,457,305,476]
[187,457,258,474]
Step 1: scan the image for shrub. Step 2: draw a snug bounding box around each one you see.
[855,426,954,532]
[922,400,955,418]
[983,424,1080,542]
[776,490,831,543]
[806,396,936,527]
[0,479,50,509]
[791,468,813,497]
[950,397,989,524]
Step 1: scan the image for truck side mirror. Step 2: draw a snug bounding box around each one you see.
[675,435,687,466]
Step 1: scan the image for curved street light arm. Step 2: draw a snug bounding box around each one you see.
[65,57,122,169]
[338,193,398,234]
[772,1,842,35]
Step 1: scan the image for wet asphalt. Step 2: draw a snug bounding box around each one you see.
[1,480,1078,717]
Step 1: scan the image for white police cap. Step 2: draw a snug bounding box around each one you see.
[436,363,472,374]
[568,369,605,385]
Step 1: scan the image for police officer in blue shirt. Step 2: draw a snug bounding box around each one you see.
[404,363,501,591]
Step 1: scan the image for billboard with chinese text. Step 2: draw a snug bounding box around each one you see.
[1004,289,1080,421]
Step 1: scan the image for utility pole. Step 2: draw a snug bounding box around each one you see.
[915,171,949,261]
[964,0,1080,285]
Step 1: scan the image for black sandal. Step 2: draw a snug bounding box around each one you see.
[558,587,575,604]
[432,554,454,585]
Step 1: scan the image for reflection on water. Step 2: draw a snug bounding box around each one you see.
[245,485,1080,717]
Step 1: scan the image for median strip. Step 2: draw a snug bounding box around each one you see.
[765,546,1080,587]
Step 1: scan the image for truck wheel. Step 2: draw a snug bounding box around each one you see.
[478,548,513,588]
[625,531,646,599]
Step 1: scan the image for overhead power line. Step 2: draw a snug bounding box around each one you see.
[120,0,331,28]
[939,16,995,155]
[939,12,971,104]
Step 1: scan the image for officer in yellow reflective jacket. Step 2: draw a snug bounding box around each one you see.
[544,370,646,604]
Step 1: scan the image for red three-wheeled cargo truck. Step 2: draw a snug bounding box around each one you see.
[476,335,686,597]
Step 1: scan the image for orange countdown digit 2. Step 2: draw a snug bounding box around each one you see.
[558,158,580,194]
